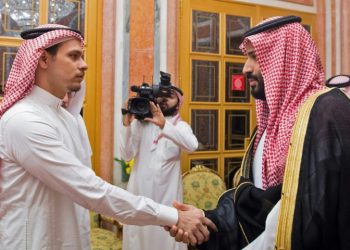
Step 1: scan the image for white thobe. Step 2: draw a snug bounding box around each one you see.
[0,86,178,250]
[120,117,198,250]
[242,201,280,250]
[66,81,92,169]
[243,130,280,250]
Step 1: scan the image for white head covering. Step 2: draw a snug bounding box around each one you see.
[326,75,350,97]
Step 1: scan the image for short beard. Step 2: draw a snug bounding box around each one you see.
[161,105,178,117]
[68,84,81,93]
[247,72,266,101]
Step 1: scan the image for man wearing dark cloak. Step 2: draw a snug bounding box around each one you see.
[169,16,350,250]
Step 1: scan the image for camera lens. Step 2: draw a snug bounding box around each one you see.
[134,99,148,112]
[128,97,151,120]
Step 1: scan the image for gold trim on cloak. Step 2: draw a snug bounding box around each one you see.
[275,88,333,249]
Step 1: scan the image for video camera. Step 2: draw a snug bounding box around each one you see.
[128,71,173,120]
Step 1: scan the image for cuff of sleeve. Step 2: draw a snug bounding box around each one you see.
[161,120,173,135]
[156,204,178,226]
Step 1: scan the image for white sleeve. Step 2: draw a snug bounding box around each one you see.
[161,120,198,152]
[242,200,281,250]
[119,120,142,161]
[5,113,178,226]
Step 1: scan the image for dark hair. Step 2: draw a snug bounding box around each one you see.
[45,43,61,56]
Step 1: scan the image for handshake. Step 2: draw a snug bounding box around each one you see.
[165,201,217,246]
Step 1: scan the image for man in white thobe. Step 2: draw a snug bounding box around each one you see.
[120,86,198,250]
[62,81,92,169]
[0,24,208,250]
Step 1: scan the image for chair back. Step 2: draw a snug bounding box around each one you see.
[182,165,226,210]
[90,212,123,250]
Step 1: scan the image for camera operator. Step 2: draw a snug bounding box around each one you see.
[120,86,198,250]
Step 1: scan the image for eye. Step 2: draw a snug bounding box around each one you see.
[70,54,78,60]
[69,52,82,60]
[247,51,257,60]
[249,53,257,60]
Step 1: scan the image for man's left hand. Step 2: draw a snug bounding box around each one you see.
[144,101,165,128]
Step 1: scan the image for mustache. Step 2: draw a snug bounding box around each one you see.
[245,72,259,81]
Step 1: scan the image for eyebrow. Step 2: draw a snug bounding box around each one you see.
[69,49,83,54]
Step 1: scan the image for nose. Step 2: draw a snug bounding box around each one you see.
[242,59,252,75]
[79,58,88,71]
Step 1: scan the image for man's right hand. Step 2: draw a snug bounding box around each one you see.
[167,211,217,246]
[171,201,216,246]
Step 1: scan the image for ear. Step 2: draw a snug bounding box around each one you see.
[38,51,51,69]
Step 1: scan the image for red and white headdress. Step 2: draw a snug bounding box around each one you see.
[0,24,84,117]
[240,16,325,188]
